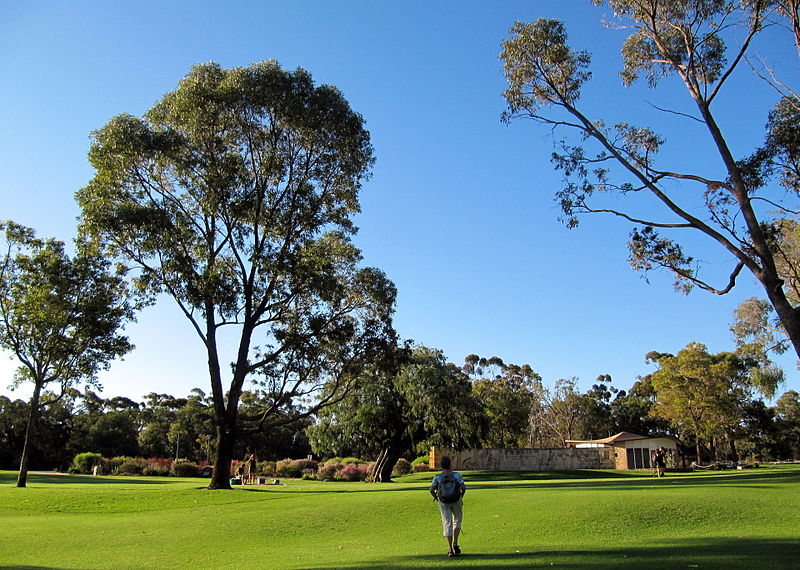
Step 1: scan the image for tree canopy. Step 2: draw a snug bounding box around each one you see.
[464,355,541,448]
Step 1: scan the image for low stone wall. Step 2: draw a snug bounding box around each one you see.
[430,446,615,471]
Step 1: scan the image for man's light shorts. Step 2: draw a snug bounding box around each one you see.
[438,499,463,537]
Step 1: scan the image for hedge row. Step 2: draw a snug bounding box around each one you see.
[259,456,431,481]
[70,452,207,477]
[71,452,433,480]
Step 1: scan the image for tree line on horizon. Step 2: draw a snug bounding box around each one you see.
[3,344,799,479]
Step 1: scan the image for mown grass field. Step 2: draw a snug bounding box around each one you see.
[1,466,798,569]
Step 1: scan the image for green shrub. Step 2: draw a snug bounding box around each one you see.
[412,463,431,473]
[172,459,201,477]
[392,458,412,476]
[71,452,103,474]
[275,459,303,478]
[341,457,365,465]
[411,455,429,466]
[257,460,276,477]
[114,456,149,475]
[107,456,128,474]
[317,460,342,481]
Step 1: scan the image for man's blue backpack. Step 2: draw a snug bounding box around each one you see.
[438,472,461,503]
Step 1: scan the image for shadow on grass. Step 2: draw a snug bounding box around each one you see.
[0,567,63,570]
[463,469,643,482]
[457,467,800,492]
[532,468,800,490]
[6,467,798,494]
[309,537,799,569]
[232,467,800,497]
[0,472,186,486]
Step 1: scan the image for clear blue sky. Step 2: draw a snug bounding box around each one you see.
[2,0,797,402]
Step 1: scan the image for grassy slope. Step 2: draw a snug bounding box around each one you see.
[0,467,798,569]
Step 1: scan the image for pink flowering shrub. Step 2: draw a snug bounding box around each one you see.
[339,463,369,482]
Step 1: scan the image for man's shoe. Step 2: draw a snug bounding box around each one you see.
[453,545,461,556]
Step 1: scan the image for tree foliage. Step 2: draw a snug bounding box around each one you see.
[501,1,800,359]
[466,355,541,448]
[308,345,486,482]
[528,378,588,447]
[77,61,397,489]
[646,341,782,461]
[608,375,672,437]
[774,389,800,457]
[0,387,317,471]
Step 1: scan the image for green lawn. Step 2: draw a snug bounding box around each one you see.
[1,466,798,569]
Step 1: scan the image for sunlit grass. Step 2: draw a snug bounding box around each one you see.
[1,466,798,568]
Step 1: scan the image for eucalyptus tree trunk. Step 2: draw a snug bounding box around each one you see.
[17,382,43,488]
[209,420,236,490]
[371,440,404,483]
[728,438,739,463]
[206,318,236,490]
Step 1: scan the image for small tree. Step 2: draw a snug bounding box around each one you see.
[0,221,134,487]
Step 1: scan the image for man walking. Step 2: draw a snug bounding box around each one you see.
[429,456,467,557]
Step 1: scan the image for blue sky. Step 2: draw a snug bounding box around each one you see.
[2,0,798,402]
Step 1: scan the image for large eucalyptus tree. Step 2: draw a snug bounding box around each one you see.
[78,61,397,489]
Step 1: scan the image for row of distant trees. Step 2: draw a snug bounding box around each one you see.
[5,344,799,479]
[0,388,311,472]
[310,345,800,478]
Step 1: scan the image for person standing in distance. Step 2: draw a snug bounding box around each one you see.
[652,447,666,478]
[429,456,466,557]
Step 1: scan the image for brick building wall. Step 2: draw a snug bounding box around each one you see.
[429,446,616,471]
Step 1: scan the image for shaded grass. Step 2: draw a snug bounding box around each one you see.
[1,467,798,568]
